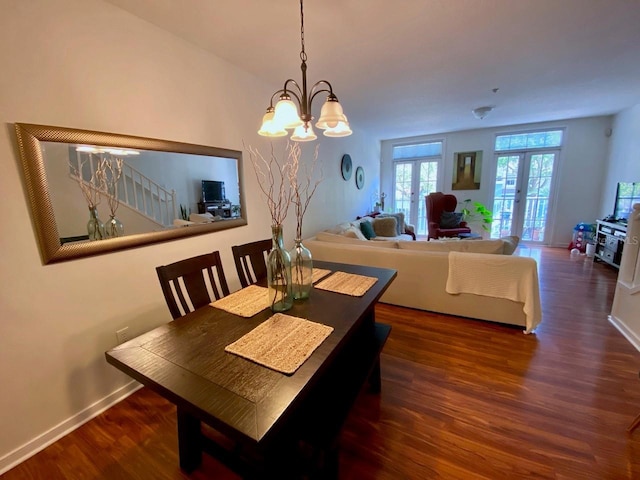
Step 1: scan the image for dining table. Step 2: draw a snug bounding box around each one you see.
[105,260,396,478]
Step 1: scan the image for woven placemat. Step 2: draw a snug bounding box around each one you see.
[225,313,334,375]
[314,271,378,297]
[210,285,269,318]
[312,268,331,283]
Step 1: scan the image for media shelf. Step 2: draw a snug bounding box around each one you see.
[198,201,232,218]
[594,220,627,269]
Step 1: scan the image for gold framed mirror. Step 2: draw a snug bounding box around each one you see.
[15,123,247,264]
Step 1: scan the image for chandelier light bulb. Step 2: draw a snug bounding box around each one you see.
[273,96,303,129]
[323,117,352,137]
[291,123,318,142]
[258,109,288,137]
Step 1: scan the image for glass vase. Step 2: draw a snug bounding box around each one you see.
[104,215,124,239]
[267,225,293,312]
[289,238,313,300]
[87,207,105,241]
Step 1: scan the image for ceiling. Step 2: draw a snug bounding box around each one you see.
[105,0,640,141]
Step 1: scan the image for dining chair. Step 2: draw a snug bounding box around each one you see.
[156,250,230,319]
[231,239,272,288]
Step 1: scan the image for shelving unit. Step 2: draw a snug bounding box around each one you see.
[594,220,627,269]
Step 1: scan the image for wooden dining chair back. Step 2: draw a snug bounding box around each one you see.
[231,239,272,288]
[156,251,230,319]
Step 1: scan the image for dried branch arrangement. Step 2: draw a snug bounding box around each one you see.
[69,155,106,209]
[101,157,124,217]
[246,142,297,226]
[289,143,323,240]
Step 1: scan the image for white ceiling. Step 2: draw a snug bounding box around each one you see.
[105,0,640,141]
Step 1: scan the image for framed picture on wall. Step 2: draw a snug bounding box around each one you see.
[452,151,482,190]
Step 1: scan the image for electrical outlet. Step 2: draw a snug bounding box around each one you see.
[116,327,130,345]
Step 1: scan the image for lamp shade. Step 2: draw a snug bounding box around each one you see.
[323,116,352,137]
[273,97,303,129]
[315,97,347,130]
[258,110,288,137]
[291,123,318,142]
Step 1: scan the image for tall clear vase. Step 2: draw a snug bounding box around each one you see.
[87,207,105,241]
[104,215,124,238]
[267,225,293,312]
[289,238,313,300]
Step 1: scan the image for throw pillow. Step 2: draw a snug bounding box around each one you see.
[501,235,520,255]
[379,212,405,236]
[343,225,368,241]
[359,220,377,240]
[440,212,463,229]
[372,217,398,237]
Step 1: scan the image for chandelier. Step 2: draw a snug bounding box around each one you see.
[258,0,352,142]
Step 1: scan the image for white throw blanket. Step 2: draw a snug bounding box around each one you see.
[445,252,542,333]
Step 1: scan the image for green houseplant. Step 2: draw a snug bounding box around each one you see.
[460,199,493,232]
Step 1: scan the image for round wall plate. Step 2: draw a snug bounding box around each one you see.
[341,154,352,181]
[355,166,364,189]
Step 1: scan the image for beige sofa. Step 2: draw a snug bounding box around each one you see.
[305,233,541,333]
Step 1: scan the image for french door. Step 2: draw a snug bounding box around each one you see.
[393,160,438,236]
[491,150,558,242]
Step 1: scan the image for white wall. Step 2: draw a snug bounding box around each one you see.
[601,103,640,217]
[381,116,612,246]
[0,0,378,472]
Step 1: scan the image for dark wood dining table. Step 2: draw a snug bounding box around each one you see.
[105,260,396,478]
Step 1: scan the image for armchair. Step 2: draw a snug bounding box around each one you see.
[426,192,471,240]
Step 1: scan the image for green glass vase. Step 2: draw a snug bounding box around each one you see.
[289,238,313,300]
[87,207,105,241]
[267,225,293,312]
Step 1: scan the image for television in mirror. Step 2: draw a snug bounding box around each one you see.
[202,180,225,203]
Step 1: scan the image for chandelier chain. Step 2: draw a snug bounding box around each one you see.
[299,0,307,63]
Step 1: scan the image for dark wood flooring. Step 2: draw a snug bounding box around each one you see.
[3,246,640,479]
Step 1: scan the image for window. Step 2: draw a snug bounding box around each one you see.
[495,130,563,151]
[393,142,442,159]
[391,141,443,236]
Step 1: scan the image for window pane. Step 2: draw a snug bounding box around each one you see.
[393,142,442,159]
[495,130,563,151]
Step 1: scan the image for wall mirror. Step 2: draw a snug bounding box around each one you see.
[15,123,247,264]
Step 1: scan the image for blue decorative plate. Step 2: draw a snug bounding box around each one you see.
[341,154,352,181]
[355,166,364,190]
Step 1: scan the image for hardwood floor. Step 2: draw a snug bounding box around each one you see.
[3,246,640,479]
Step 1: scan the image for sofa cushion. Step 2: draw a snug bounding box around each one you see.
[325,222,352,235]
[372,216,398,237]
[501,235,520,255]
[378,212,405,235]
[440,211,463,229]
[343,225,368,241]
[360,220,377,240]
[398,238,506,254]
[315,232,398,248]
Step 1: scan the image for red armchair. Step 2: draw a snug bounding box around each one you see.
[426,192,471,240]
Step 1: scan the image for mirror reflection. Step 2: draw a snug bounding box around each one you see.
[42,142,242,242]
[15,123,247,264]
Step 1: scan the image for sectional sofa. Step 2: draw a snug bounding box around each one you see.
[305,228,541,333]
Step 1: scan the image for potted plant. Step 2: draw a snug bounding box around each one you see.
[179,204,191,221]
[460,198,493,233]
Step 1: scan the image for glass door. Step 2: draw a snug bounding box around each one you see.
[491,150,558,242]
[393,160,438,236]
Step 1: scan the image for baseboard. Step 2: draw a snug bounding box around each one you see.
[0,381,142,475]
[608,314,640,352]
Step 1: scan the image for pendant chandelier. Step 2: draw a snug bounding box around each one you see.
[258,0,352,142]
